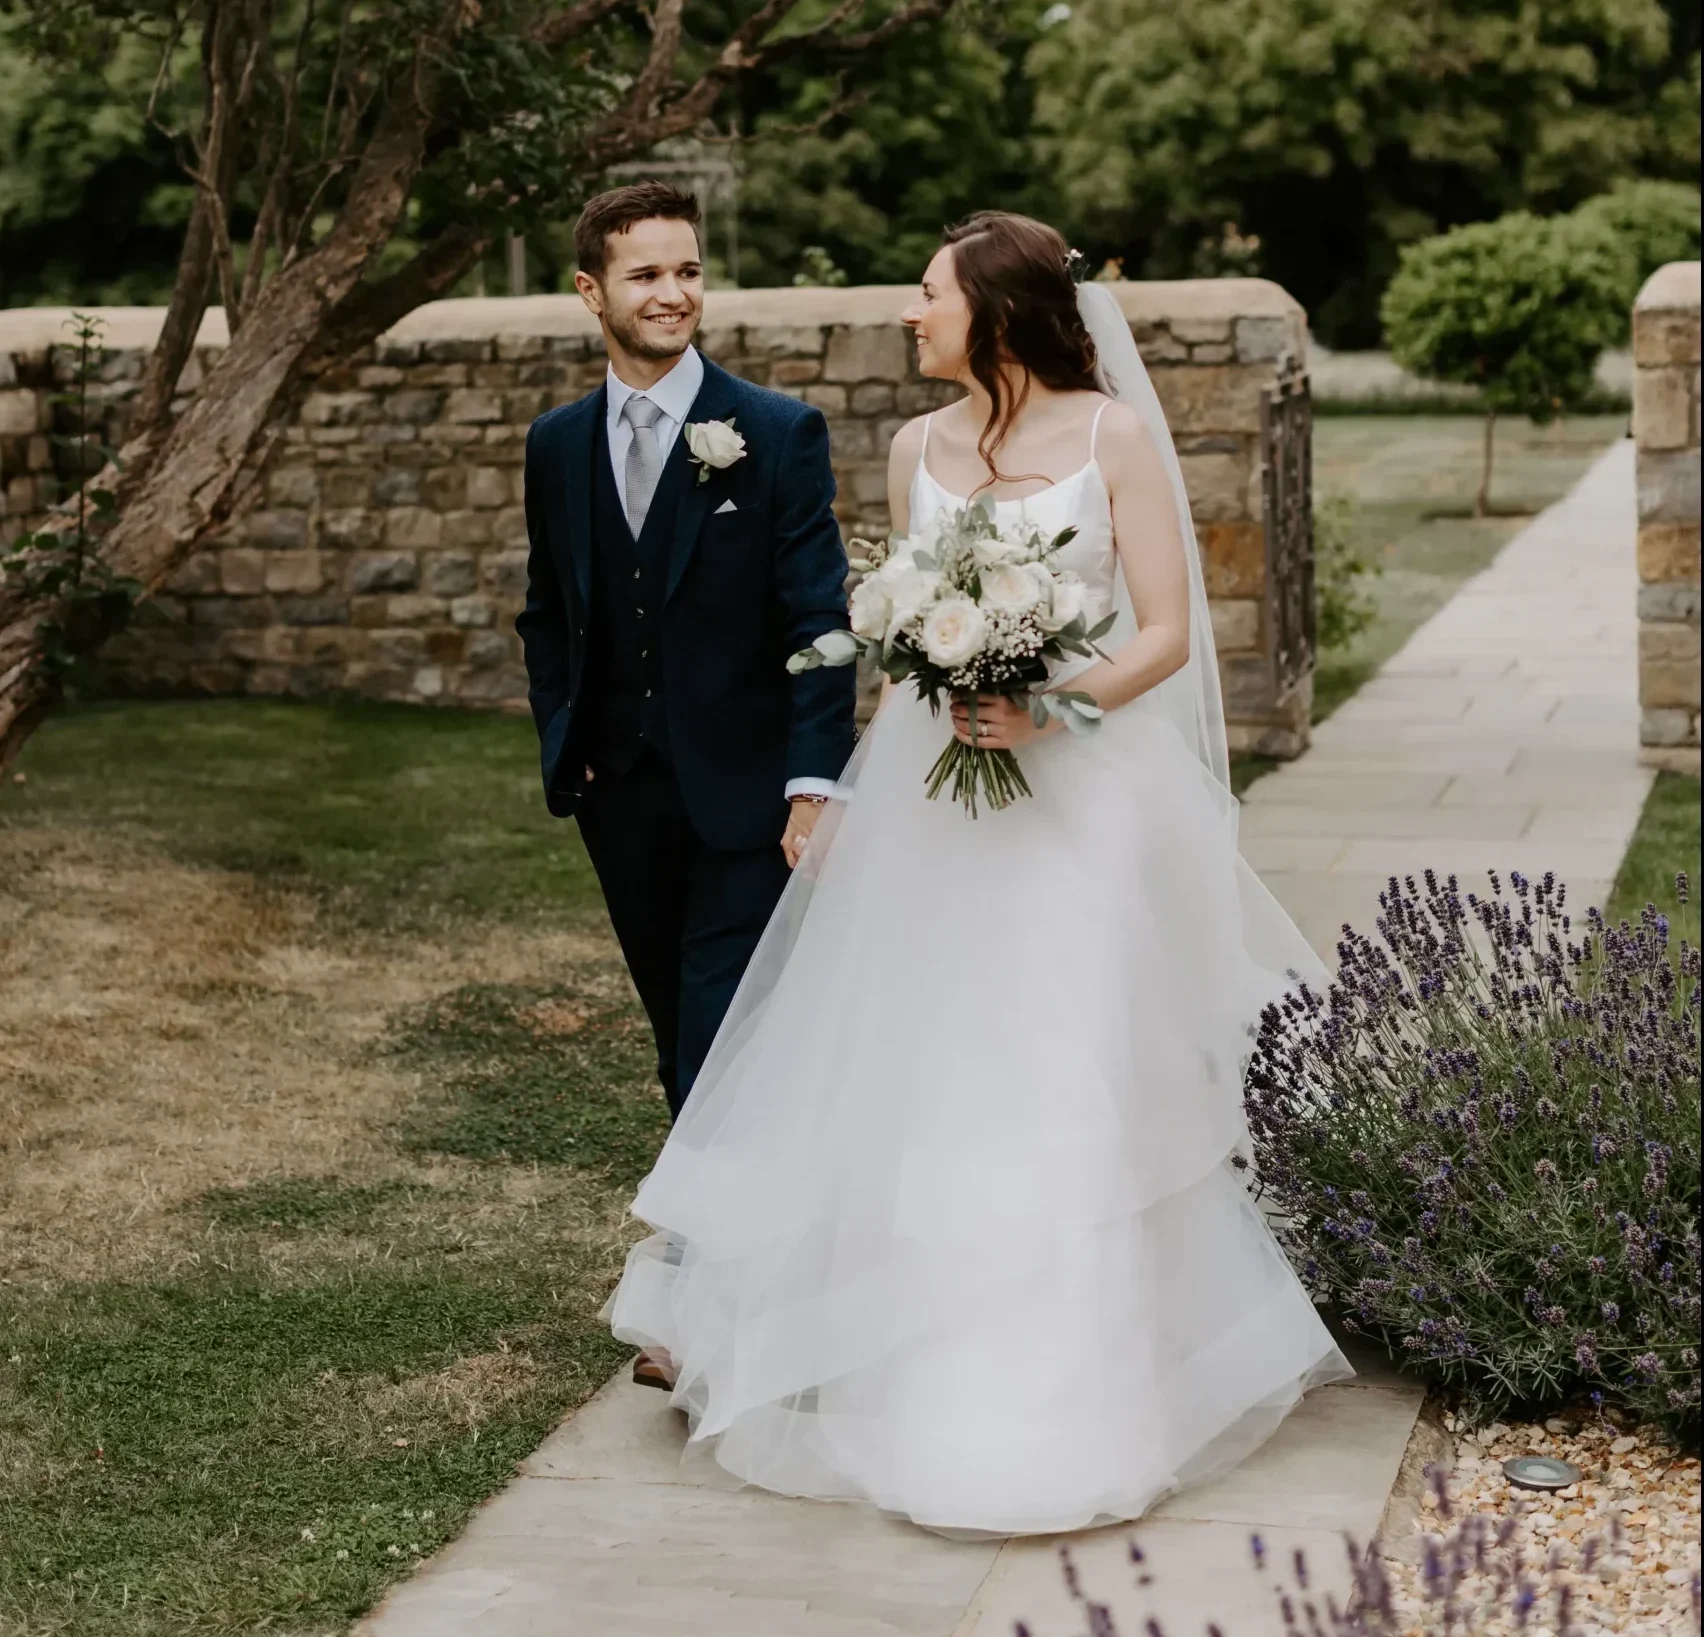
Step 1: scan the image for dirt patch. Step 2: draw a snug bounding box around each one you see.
[0,826,621,1285]
[360,1344,543,1434]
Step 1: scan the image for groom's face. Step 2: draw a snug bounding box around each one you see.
[576,217,704,365]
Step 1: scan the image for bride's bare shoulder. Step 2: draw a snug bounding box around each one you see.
[886,414,931,478]
[1093,397,1163,466]
[1092,396,1147,443]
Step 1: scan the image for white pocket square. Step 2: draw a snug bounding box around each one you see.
[713,499,739,515]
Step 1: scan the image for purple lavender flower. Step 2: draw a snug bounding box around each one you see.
[1239,866,1699,1441]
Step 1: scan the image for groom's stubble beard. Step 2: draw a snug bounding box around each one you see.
[603,289,701,364]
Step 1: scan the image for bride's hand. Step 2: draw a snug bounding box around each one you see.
[950,694,1059,751]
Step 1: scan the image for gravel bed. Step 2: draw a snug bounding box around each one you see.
[1384,1410,1701,1635]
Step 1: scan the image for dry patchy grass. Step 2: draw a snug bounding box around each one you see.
[0,824,623,1285]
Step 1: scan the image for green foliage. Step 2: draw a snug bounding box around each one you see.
[1380,213,1628,422]
[690,3,1048,288]
[1571,178,1704,339]
[1,314,144,685]
[1312,494,1378,653]
[792,245,849,286]
[0,14,187,304]
[1030,0,1700,346]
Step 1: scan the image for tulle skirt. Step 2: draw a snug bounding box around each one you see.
[604,686,1353,1536]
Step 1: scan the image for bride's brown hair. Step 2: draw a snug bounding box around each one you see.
[940,212,1101,489]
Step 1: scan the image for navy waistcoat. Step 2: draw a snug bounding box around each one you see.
[580,415,680,772]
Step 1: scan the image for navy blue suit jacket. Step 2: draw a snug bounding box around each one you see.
[516,356,857,852]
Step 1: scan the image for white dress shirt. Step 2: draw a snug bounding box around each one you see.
[602,348,838,805]
[604,346,704,495]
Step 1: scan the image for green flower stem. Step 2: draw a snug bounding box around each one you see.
[923,739,1032,817]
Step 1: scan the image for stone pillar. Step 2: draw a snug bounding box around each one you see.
[1632,261,1701,775]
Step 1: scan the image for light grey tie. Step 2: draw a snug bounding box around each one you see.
[622,394,664,537]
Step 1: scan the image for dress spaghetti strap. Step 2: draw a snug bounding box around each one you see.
[1089,399,1111,463]
[913,410,938,495]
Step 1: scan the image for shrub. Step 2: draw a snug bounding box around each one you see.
[1571,180,1703,339]
[1380,214,1627,514]
[1313,494,1378,653]
[1243,870,1701,1442]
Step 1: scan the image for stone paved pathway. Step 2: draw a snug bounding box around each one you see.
[358,437,1642,1637]
[1242,436,1649,959]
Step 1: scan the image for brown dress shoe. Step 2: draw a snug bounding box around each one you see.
[631,1350,675,1391]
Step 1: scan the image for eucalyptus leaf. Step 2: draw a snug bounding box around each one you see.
[813,629,861,667]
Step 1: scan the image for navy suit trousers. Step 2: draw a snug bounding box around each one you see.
[574,752,791,1119]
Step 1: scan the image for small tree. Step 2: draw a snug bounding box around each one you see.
[1380,212,1627,516]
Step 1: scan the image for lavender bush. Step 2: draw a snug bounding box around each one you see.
[1243,870,1701,1440]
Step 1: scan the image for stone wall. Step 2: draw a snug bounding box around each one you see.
[1631,262,1701,775]
[0,279,1313,756]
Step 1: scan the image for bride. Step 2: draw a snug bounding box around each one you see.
[605,211,1351,1537]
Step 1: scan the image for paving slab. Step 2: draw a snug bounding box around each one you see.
[359,1460,1001,1637]
[956,1519,1355,1637]
[1147,1382,1420,1531]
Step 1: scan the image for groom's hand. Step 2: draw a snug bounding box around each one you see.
[781,797,827,869]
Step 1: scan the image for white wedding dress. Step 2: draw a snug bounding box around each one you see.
[604,378,1354,1535]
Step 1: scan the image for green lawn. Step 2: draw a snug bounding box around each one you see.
[1,700,659,1636]
[1607,771,1702,950]
[6,696,602,927]
[1310,414,1628,721]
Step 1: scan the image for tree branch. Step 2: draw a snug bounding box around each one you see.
[531,0,635,48]
[300,225,491,378]
[129,0,247,464]
[583,0,957,169]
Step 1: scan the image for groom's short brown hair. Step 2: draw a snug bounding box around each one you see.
[574,182,702,278]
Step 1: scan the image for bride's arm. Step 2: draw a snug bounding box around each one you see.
[949,401,1190,748]
[1059,401,1192,713]
[872,417,930,712]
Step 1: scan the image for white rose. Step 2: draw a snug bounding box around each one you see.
[883,564,943,637]
[684,418,747,469]
[874,551,919,588]
[920,597,988,669]
[848,576,891,640]
[980,563,1043,616]
[1038,572,1088,633]
[971,532,1029,568]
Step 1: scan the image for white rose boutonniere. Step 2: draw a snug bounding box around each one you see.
[684,417,747,485]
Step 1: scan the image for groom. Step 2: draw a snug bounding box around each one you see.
[518,181,856,1127]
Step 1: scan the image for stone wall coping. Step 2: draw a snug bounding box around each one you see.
[0,278,1303,355]
[1634,261,1702,315]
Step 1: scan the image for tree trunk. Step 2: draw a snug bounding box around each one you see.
[1475,411,1496,519]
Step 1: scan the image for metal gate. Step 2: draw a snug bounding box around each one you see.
[1259,352,1315,694]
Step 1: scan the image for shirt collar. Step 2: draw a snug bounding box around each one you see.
[606,346,705,427]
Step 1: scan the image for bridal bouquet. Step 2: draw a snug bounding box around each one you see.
[790,500,1112,815]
